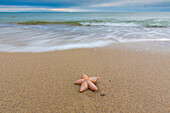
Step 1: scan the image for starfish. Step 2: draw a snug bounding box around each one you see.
[74,73,100,92]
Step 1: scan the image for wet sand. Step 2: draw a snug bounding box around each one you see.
[0,48,170,112]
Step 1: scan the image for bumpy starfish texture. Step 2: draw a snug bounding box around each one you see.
[74,73,100,92]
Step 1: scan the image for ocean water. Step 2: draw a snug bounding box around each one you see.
[0,12,170,52]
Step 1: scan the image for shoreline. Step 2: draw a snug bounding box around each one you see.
[0,41,170,53]
[0,44,169,52]
[0,48,169,112]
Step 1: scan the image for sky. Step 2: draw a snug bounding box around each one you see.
[0,0,170,12]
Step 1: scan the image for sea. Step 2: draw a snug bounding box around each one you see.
[0,12,170,52]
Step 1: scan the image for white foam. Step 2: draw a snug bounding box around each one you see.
[0,23,170,53]
[0,40,113,52]
[80,22,138,27]
[118,38,170,43]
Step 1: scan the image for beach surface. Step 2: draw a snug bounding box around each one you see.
[0,48,170,112]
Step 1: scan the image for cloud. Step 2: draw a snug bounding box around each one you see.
[49,8,78,12]
[0,5,89,12]
[0,0,95,7]
[89,0,170,7]
[0,0,170,12]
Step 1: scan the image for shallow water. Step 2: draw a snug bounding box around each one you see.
[0,12,170,52]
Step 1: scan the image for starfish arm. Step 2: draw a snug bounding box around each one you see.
[82,73,88,79]
[74,79,85,85]
[80,81,88,92]
[87,81,98,91]
[89,77,100,83]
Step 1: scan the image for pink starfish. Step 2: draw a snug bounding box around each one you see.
[74,73,100,92]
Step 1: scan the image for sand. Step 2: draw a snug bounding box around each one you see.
[0,48,170,112]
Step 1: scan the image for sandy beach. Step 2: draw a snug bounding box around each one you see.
[0,48,170,112]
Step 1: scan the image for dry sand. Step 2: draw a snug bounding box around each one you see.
[0,48,170,112]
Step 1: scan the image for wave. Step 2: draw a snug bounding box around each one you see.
[0,40,113,52]
[0,38,170,53]
[17,19,170,28]
[18,21,83,26]
[17,20,105,26]
[121,19,169,28]
[80,19,170,27]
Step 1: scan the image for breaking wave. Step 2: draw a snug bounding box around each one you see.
[17,19,170,28]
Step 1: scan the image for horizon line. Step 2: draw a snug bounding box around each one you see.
[0,11,170,13]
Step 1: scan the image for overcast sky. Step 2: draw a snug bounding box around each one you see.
[0,0,170,12]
